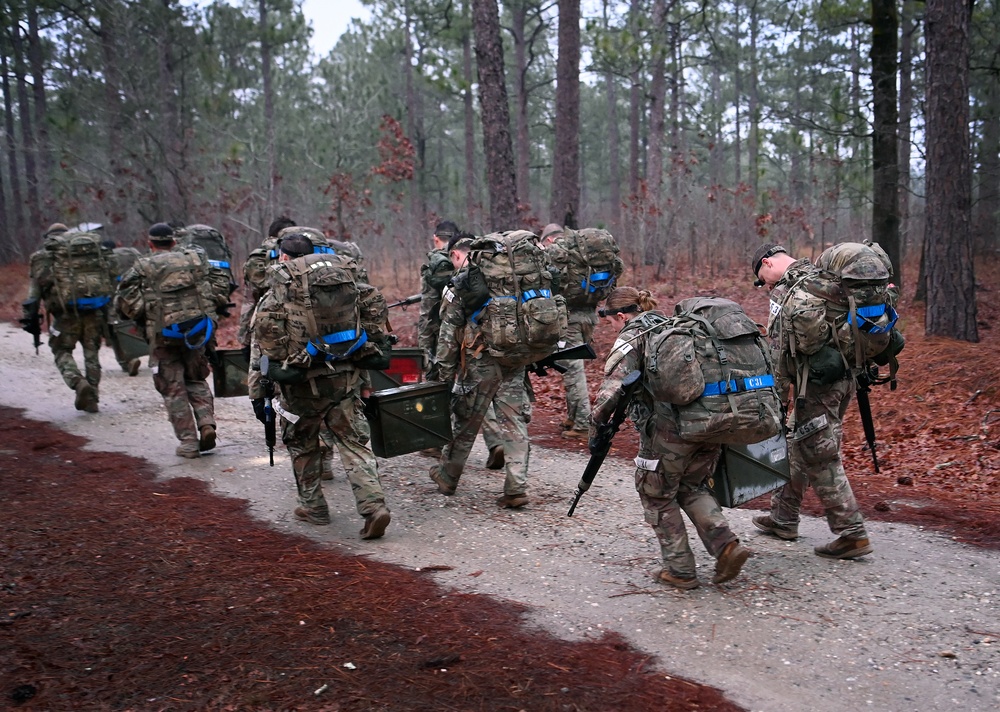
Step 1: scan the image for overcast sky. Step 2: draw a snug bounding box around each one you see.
[301,0,371,58]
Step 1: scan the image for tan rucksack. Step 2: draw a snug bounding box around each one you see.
[642,297,782,444]
[547,227,625,308]
[175,224,236,291]
[465,230,567,369]
[262,252,387,369]
[40,231,115,313]
[140,248,222,348]
[777,241,901,379]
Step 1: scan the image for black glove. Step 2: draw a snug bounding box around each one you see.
[252,398,268,424]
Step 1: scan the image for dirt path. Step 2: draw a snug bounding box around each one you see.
[1,323,997,712]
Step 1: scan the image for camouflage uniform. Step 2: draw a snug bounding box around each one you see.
[431,286,530,498]
[591,312,739,579]
[249,291,389,524]
[764,259,867,539]
[239,232,364,481]
[26,241,113,408]
[558,308,597,430]
[116,247,230,453]
[417,248,455,374]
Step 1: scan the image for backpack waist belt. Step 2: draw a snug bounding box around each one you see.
[701,374,774,397]
[847,304,898,334]
[306,329,368,360]
[162,316,213,349]
[70,296,111,311]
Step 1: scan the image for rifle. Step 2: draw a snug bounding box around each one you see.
[259,354,277,467]
[567,369,642,516]
[388,293,422,309]
[19,299,42,354]
[527,343,597,377]
[855,366,880,473]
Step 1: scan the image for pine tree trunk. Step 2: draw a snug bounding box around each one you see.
[11,15,42,231]
[924,0,978,341]
[871,0,901,285]
[1,43,25,247]
[462,1,478,226]
[899,0,914,265]
[550,0,580,228]
[27,1,51,215]
[259,0,276,219]
[472,0,518,230]
[511,3,531,212]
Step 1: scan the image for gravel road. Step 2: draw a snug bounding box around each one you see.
[2,323,997,712]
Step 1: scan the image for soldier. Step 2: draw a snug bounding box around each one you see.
[115,223,231,458]
[249,234,392,539]
[237,215,297,354]
[21,222,116,413]
[102,239,143,376]
[750,244,873,559]
[417,220,459,378]
[541,222,595,438]
[591,286,750,590]
[429,236,533,508]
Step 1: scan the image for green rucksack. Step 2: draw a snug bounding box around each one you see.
[642,297,782,444]
[776,241,901,382]
[42,231,115,314]
[465,230,567,369]
[261,253,387,370]
[547,227,625,308]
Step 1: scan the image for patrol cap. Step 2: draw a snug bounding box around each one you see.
[148,222,176,242]
[434,220,459,240]
[541,223,563,240]
[751,243,787,287]
[45,223,69,236]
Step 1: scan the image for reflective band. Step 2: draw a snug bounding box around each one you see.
[634,456,660,471]
[521,289,552,302]
[72,296,110,310]
[581,272,614,292]
[208,259,231,270]
[848,304,898,334]
[702,374,775,397]
[273,401,299,424]
[305,329,368,359]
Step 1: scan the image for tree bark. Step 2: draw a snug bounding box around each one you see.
[472,0,518,230]
[27,1,51,213]
[462,0,478,226]
[550,0,580,228]
[11,12,42,231]
[870,0,901,285]
[898,0,914,263]
[1,38,26,246]
[627,0,641,198]
[259,0,276,219]
[646,0,668,200]
[747,0,760,202]
[511,2,531,211]
[924,0,978,341]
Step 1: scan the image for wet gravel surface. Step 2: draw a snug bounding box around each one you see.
[3,323,997,712]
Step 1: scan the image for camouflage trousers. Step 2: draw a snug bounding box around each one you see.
[439,358,530,496]
[635,430,737,578]
[769,377,867,539]
[279,375,387,520]
[556,313,595,430]
[149,341,215,446]
[49,310,106,394]
[481,374,532,453]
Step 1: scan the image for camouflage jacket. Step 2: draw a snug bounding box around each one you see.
[591,311,669,439]
[418,248,455,357]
